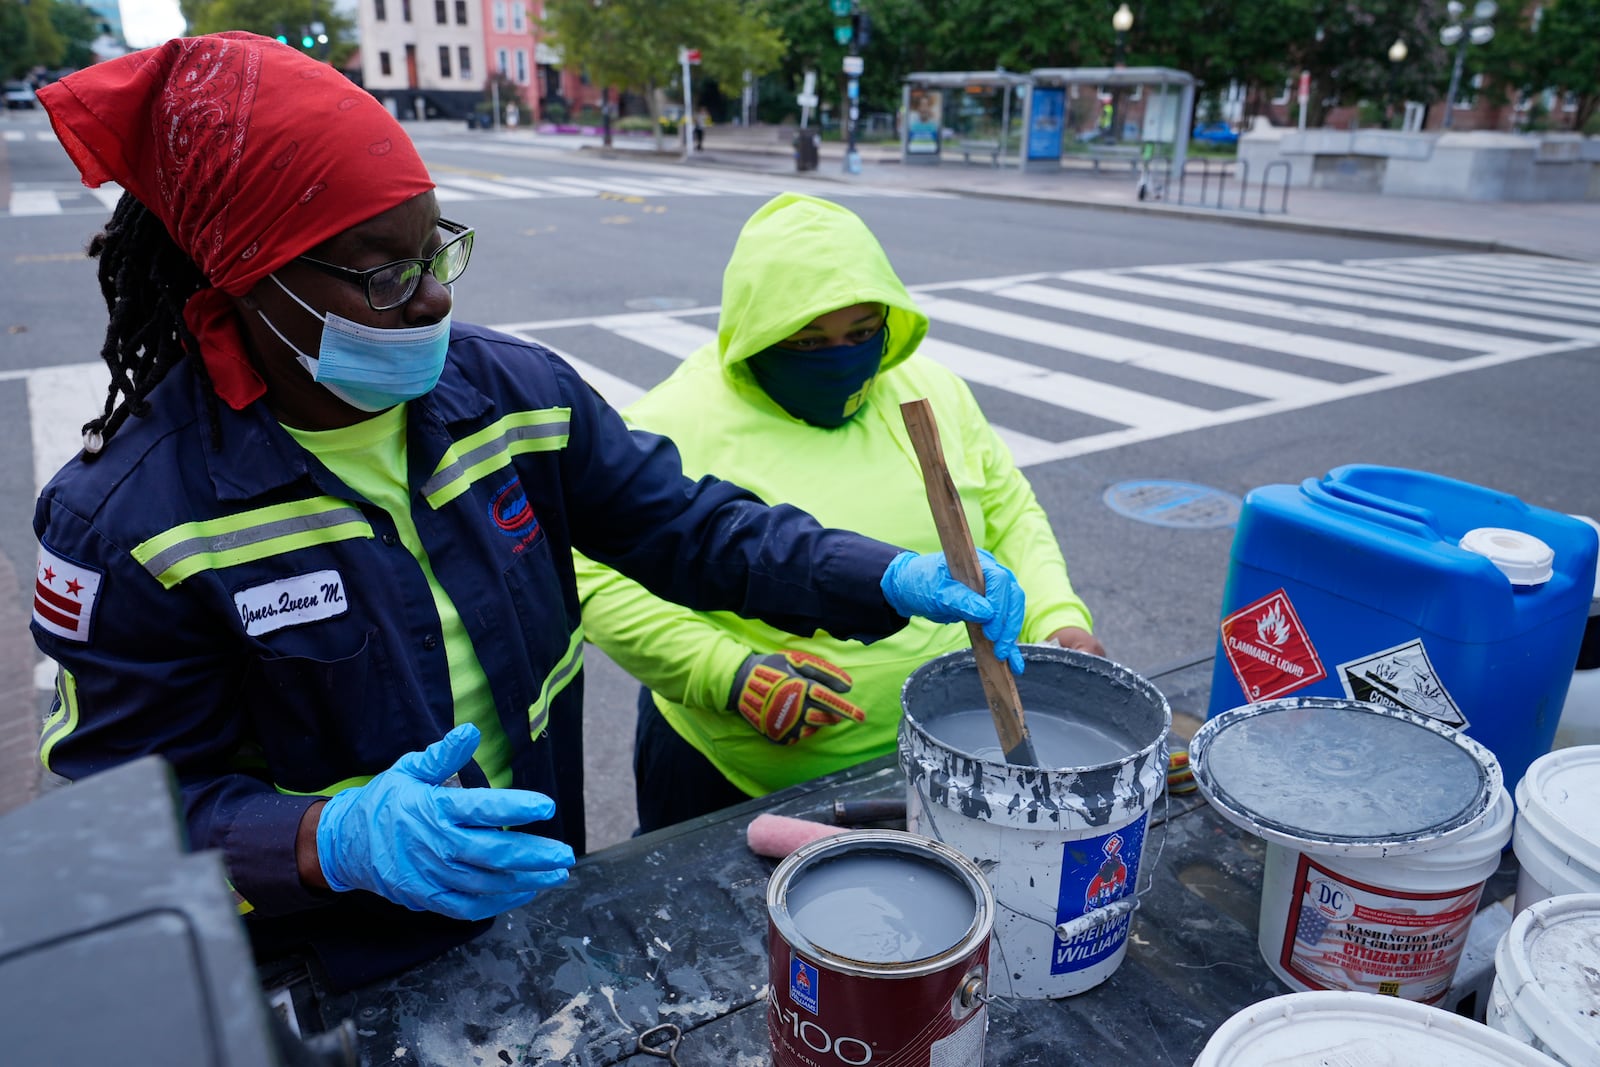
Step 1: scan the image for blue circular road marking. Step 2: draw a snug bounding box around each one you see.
[1103,480,1242,529]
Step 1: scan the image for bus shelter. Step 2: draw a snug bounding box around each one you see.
[900,71,1032,166]
[1022,67,1195,177]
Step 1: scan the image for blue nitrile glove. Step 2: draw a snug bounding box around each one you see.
[880,549,1027,673]
[316,723,575,921]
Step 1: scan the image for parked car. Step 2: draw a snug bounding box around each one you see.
[4,81,38,110]
[1192,121,1239,147]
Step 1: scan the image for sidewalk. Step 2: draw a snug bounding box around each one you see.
[464,121,1600,263]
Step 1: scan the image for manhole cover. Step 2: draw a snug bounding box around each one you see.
[624,296,699,311]
[1103,480,1241,529]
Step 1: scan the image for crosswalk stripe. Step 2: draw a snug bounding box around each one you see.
[1254,260,1600,323]
[1154,265,1600,342]
[918,294,1340,401]
[1365,255,1600,292]
[917,337,1211,430]
[89,185,124,210]
[990,281,1443,376]
[8,189,62,215]
[28,361,109,497]
[533,342,645,409]
[1302,261,1600,313]
[1429,254,1600,282]
[602,315,719,359]
[433,176,543,198]
[1390,260,1600,299]
[1056,269,1515,355]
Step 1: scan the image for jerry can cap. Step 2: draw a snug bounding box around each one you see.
[1459,527,1555,586]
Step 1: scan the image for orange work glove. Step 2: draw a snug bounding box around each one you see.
[729,651,867,745]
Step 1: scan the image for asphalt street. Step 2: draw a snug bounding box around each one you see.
[3,109,1598,849]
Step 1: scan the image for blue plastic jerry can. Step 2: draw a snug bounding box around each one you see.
[1206,465,1598,795]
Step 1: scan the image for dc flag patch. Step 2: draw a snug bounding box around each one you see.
[33,545,102,643]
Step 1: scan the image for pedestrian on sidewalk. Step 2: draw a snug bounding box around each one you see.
[575,193,1105,834]
[29,34,1028,990]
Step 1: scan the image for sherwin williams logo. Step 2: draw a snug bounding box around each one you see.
[489,477,538,538]
[789,955,819,1014]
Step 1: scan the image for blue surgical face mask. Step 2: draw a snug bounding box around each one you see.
[746,326,887,428]
[256,274,451,412]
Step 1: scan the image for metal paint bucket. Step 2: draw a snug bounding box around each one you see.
[898,646,1170,999]
[766,829,995,1067]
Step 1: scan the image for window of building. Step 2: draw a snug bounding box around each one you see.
[515,49,528,84]
[493,0,505,30]
[1271,78,1291,106]
[1563,90,1579,112]
[434,0,445,22]
[497,49,508,76]
[378,50,392,76]
[439,45,451,78]
[454,0,467,24]
[374,0,386,20]
[458,46,471,79]
[401,0,412,21]
[511,3,524,31]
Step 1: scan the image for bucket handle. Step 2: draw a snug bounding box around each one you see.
[1302,477,1441,541]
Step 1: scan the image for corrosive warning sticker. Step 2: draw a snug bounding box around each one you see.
[1336,639,1467,728]
[1219,589,1328,701]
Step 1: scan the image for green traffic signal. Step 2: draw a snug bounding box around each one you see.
[829,0,850,14]
[301,34,315,47]
[275,34,289,44]
[834,24,852,44]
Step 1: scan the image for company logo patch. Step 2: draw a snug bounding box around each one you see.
[234,570,348,636]
[33,545,102,643]
[789,955,819,1015]
[1219,589,1327,701]
[488,477,538,538]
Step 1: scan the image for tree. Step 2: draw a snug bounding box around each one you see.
[180,0,357,66]
[543,0,784,149]
[48,0,103,70]
[1489,0,1600,130]
[1,0,66,78]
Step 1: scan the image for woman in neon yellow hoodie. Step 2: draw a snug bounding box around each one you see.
[575,193,1103,831]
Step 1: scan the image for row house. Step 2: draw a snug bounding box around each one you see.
[354,0,601,121]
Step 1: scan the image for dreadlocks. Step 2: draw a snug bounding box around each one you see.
[83,192,222,458]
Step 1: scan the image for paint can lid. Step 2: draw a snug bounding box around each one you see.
[1189,697,1502,857]
[1492,893,1600,1065]
[1459,526,1555,586]
[1192,991,1566,1066]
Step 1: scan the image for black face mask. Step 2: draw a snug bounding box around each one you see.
[746,326,887,428]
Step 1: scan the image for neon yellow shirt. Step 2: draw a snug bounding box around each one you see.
[285,405,512,786]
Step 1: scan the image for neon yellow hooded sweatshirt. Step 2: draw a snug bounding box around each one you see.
[574,193,1093,796]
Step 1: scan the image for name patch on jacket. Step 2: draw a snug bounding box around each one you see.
[235,570,348,636]
[33,545,103,643]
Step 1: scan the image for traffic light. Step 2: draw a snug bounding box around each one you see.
[301,32,315,48]
[853,10,871,48]
[275,34,288,44]
[830,0,853,45]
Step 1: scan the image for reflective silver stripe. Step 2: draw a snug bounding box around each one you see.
[527,628,585,739]
[421,420,569,502]
[138,507,368,582]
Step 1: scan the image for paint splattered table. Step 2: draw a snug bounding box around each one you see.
[324,657,1517,1065]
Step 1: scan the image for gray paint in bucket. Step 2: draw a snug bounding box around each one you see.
[897,646,1170,999]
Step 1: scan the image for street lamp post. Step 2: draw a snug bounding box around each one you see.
[1440,0,1496,129]
[1387,38,1408,129]
[1110,2,1133,141]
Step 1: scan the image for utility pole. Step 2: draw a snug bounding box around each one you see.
[830,0,866,174]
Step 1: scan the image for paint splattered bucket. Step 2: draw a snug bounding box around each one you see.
[1190,696,1512,1004]
[898,646,1170,999]
[1487,892,1600,1064]
[1510,745,1600,914]
[766,829,994,1067]
[1194,990,1566,1066]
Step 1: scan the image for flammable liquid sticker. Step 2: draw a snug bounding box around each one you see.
[1218,588,1328,702]
[1336,638,1468,729]
[1051,813,1147,974]
[1282,852,1482,1003]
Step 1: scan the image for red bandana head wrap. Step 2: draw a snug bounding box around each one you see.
[37,32,436,409]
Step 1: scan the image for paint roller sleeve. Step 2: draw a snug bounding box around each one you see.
[747,813,846,859]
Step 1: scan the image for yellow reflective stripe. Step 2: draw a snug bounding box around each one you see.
[132,498,373,589]
[528,625,585,740]
[39,667,79,773]
[229,881,254,916]
[274,774,374,798]
[423,408,571,509]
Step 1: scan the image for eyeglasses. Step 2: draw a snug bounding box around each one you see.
[295,219,475,311]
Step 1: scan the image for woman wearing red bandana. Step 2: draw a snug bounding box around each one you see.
[29,33,1029,990]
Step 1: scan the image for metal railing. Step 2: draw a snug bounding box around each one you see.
[1172,157,1291,215]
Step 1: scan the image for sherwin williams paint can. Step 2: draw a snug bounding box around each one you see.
[766,830,994,1067]
[898,646,1170,999]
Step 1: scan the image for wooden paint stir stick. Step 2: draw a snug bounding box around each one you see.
[900,398,1040,767]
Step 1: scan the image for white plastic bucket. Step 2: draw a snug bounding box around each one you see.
[1193,990,1566,1066]
[898,647,1169,999]
[1190,698,1509,1004]
[1256,785,1513,1002]
[1511,745,1600,914]
[1487,892,1600,1065]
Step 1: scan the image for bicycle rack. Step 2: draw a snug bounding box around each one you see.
[1255,160,1292,214]
[1176,158,1246,210]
